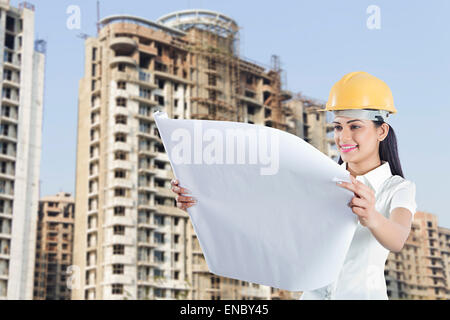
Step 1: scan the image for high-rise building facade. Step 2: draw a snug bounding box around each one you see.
[73,10,335,300]
[0,0,45,300]
[385,211,450,299]
[34,193,75,300]
[284,94,336,159]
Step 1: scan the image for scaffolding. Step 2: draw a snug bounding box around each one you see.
[156,10,293,128]
[158,10,243,122]
[268,55,284,130]
[257,55,291,131]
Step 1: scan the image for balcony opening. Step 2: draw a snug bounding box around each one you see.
[114,188,126,197]
[4,52,13,63]
[113,225,125,235]
[6,16,15,32]
[154,214,165,226]
[112,284,123,295]
[3,70,12,81]
[4,34,14,50]
[114,206,125,216]
[139,52,151,69]
[208,90,217,101]
[2,106,10,118]
[139,104,152,116]
[115,133,127,143]
[154,160,165,170]
[139,88,152,100]
[155,61,167,72]
[207,57,216,70]
[156,95,164,106]
[157,79,165,90]
[116,98,126,107]
[245,90,255,99]
[113,244,124,255]
[208,74,217,86]
[113,264,124,275]
[155,143,165,153]
[155,179,164,187]
[115,115,127,125]
[117,81,126,90]
[138,37,151,46]
[114,170,126,179]
[114,151,127,161]
[156,44,162,56]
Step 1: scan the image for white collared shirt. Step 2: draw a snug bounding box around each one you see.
[300,160,417,300]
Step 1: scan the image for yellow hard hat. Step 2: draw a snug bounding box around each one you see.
[320,71,397,121]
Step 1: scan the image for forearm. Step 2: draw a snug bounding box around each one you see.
[368,212,410,252]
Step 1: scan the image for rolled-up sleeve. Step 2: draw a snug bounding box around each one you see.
[389,181,417,217]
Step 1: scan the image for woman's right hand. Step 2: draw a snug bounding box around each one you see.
[171,179,197,211]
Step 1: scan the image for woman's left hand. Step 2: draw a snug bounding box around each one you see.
[337,175,380,229]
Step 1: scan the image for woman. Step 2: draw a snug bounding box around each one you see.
[170,71,417,300]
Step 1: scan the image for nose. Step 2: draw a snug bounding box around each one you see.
[339,126,354,144]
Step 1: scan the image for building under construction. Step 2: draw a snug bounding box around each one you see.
[284,93,337,160]
[385,211,450,300]
[73,9,334,300]
[33,193,75,300]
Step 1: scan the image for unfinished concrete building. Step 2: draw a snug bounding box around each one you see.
[73,9,335,300]
[284,93,336,159]
[0,0,45,300]
[33,193,75,300]
[438,226,450,299]
[385,211,450,300]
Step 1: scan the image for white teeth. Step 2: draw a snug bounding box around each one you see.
[342,145,357,150]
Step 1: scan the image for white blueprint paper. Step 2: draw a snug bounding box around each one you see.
[154,111,358,291]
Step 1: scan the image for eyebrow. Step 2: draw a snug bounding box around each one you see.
[332,119,363,124]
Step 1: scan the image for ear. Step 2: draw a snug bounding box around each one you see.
[378,123,390,142]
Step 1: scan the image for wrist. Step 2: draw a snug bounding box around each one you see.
[368,210,384,231]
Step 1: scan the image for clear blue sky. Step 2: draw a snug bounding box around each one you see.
[17,0,450,227]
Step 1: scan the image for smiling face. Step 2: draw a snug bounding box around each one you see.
[333,116,389,165]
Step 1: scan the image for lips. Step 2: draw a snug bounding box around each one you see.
[340,145,358,153]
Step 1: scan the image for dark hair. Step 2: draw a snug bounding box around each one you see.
[338,121,404,178]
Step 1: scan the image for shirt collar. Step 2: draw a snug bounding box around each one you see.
[340,161,392,192]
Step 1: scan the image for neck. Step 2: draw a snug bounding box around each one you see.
[346,157,382,177]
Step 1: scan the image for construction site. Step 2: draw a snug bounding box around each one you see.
[73,9,336,300]
[0,0,447,302]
